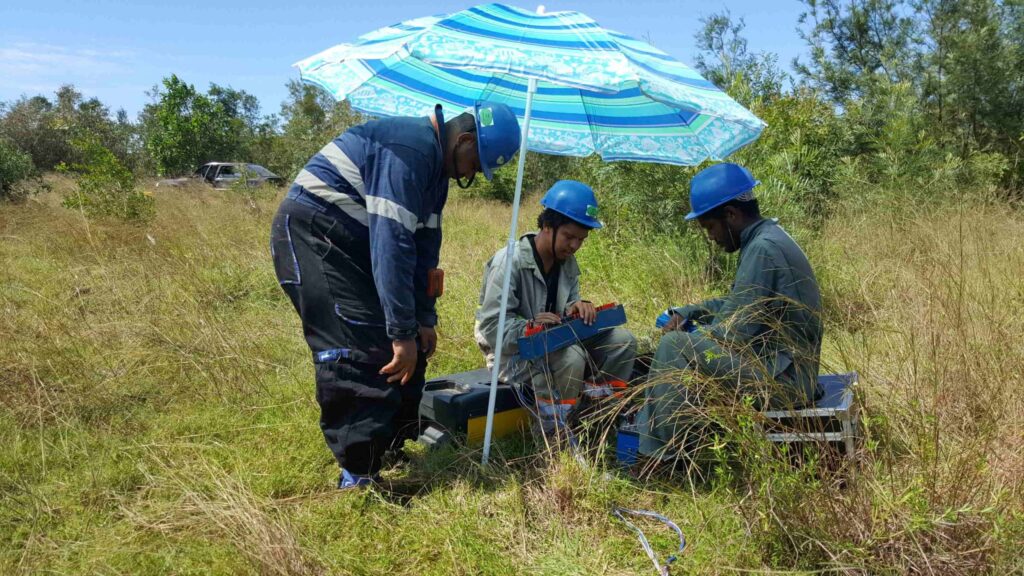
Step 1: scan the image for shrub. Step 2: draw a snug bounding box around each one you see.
[733,88,850,227]
[0,137,35,201]
[60,136,155,222]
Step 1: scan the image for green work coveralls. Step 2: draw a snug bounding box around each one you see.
[474,233,636,403]
[638,218,823,457]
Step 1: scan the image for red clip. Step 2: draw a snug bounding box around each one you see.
[426,268,444,298]
[525,322,543,337]
[595,302,616,312]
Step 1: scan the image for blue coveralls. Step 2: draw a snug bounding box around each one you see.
[270,108,448,476]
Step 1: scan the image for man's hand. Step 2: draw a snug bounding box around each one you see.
[380,338,418,384]
[661,312,685,333]
[533,312,562,326]
[661,311,698,334]
[674,304,711,325]
[567,300,597,325]
[418,325,437,359]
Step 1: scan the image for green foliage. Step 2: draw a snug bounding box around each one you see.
[733,88,851,225]
[568,156,697,236]
[1,0,1020,208]
[695,11,787,105]
[921,0,1024,188]
[60,136,154,222]
[143,75,269,176]
[0,137,35,201]
[0,85,141,173]
[796,0,920,102]
[844,80,956,194]
[0,95,72,170]
[797,0,1024,191]
[255,80,362,180]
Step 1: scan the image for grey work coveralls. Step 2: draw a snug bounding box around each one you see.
[474,233,636,405]
[638,218,823,457]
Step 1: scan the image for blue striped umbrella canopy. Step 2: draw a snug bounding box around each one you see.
[294,3,765,165]
[294,4,767,465]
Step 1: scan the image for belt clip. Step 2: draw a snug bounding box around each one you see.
[315,348,351,363]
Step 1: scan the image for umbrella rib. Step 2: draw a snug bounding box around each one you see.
[577,89,600,159]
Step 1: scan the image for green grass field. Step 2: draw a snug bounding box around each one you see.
[2,179,1022,574]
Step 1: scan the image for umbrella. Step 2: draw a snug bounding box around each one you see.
[294,3,765,464]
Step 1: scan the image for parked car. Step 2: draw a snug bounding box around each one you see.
[157,162,284,189]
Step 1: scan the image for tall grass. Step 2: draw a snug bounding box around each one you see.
[1,177,1021,574]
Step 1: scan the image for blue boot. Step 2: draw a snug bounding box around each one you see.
[338,468,374,490]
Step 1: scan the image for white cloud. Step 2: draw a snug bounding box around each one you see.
[0,42,134,93]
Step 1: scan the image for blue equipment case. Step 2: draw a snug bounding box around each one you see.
[517,304,627,361]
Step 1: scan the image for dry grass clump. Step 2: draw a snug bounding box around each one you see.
[722,204,1024,573]
[124,458,325,576]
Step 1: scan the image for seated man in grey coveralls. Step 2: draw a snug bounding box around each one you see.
[638,163,823,459]
[475,180,637,438]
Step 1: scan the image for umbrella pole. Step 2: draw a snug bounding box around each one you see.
[481,76,537,466]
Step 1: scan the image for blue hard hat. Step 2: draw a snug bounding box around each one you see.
[474,101,522,180]
[685,163,760,220]
[540,180,603,229]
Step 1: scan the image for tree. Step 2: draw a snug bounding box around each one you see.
[263,80,362,179]
[0,85,137,172]
[0,95,71,170]
[795,0,920,102]
[0,137,35,200]
[208,83,272,161]
[694,11,787,104]
[142,75,268,176]
[144,75,216,175]
[921,1,1023,158]
[796,0,1024,190]
[61,135,154,222]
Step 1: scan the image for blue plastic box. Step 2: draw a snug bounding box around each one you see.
[616,429,640,466]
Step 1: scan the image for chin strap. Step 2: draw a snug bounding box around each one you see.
[550,224,560,277]
[456,173,476,189]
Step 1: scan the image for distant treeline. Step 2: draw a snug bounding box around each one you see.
[2,1,1021,232]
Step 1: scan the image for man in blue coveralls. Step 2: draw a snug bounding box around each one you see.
[270,102,521,488]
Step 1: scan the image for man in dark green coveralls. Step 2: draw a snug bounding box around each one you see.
[637,163,823,459]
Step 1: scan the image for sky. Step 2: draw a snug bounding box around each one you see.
[0,0,810,120]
